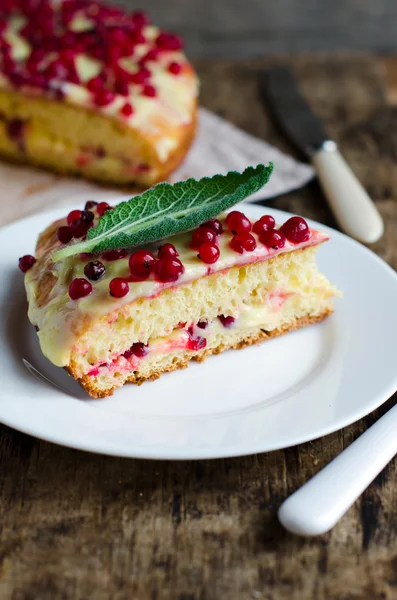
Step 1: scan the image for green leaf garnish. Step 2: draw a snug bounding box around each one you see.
[52,163,273,261]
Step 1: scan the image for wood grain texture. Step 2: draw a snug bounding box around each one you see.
[1,55,397,600]
[113,0,397,58]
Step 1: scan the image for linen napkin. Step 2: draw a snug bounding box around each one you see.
[0,107,314,227]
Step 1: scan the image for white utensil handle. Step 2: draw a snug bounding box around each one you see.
[278,403,397,536]
[312,146,384,244]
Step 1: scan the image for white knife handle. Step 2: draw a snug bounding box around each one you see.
[312,143,384,243]
[278,403,397,536]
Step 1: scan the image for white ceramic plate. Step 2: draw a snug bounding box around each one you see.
[1,203,397,460]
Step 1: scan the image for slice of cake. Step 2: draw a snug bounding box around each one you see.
[20,180,337,398]
[0,1,198,187]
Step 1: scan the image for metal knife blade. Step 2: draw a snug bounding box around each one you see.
[260,66,330,158]
[259,65,384,243]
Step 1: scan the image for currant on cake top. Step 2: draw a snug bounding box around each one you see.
[19,166,322,311]
[0,0,196,123]
[19,199,314,302]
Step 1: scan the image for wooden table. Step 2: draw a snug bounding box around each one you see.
[1,55,397,600]
[114,0,397,58]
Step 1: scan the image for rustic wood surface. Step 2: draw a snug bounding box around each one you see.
[115,0,397,58]
[1,55,397,600]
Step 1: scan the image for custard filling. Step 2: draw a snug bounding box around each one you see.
[85,293,295,379]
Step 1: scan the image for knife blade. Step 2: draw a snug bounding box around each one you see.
[260,66,329,157]
[259,66,384,244]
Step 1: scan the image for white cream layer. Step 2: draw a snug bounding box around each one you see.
[25,214,328,368]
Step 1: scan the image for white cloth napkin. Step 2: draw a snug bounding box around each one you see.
[171,108,314,200]
[0,107,314,226]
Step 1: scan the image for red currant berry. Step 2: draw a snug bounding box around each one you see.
[101,249,127,261]
[156,32,183,51]
[218,315,235,328]
[226,211,251,235]
[130,30,146,44]
[124,342,148,359]
[168,61,181,75]
[252,215,276,235]
[94,89,115,107]
[121,102,133,117]
[70,218,88,238]
[133,342,148,358]
[69,278,92,300]
[129,250,156,280]
[87,76,104,92]
[142,48,159,62]
[242,233,256,251]
[115,79,129,96]
[187,336,207,351]
[229,235,244,254]
[80,209,94,224]
[200,219,223,235]
[84,260,105,281]
[131,11,149,27]
[229,233,256,253]
[197,320,208,329]
[57,226,73,244]
[84,200,98,210]
[67,209,81,225]
[155,257,184,282]
[109,277,129,298]
[6,118,24,143]
[142,84,156,98]
[259,230,286,250]
[158,243,178,259]
[280,216,310,243]
[97,202,111,217]
[191,227,217,249]
[18,254,36,273]
[198,242,220,264]
[130,69,150,85]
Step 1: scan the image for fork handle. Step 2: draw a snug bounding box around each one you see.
[312,143,384,244]
[278,403,397,536]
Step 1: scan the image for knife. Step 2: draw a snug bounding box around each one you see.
[260,66,384,244]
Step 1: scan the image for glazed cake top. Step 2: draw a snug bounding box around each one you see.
[0,0,198,160]
[22,202,329,366]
